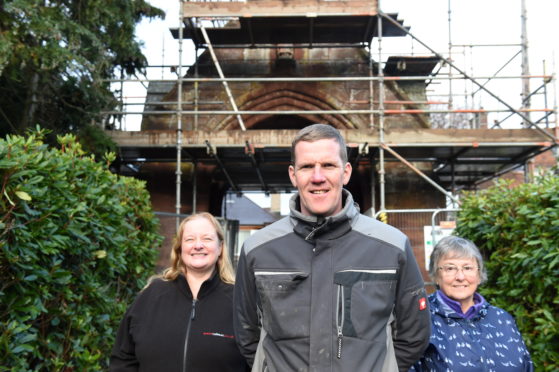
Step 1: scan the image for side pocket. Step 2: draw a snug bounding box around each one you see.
[334,269,397,340]
[255,270,310,339]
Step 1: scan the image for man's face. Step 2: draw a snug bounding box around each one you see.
[289,138,352,217]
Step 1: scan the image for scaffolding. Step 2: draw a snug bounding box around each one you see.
[106,0,558,222]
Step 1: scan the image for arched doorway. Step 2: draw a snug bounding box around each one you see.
[250,115,312,130]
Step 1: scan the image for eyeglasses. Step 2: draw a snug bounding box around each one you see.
[437,264,479,277]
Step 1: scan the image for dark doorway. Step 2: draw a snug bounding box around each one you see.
[250,115,313,130]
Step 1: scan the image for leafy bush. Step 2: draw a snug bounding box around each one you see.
[76,124,118,159]
[456,172,559,371]
[0,130,162,370]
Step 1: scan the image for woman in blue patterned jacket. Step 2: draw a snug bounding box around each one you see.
[411,235,533,372]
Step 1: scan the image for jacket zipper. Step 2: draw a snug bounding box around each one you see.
[305,221,326,241]
[336,285,344,359]
[182,299,197,372]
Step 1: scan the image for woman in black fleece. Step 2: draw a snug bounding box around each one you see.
[110,212,249,372]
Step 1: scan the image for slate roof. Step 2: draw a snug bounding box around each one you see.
[222,193,279,226]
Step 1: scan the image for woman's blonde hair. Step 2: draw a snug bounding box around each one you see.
[160,212,235,284]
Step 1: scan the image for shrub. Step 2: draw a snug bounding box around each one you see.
[455,172,559,371]
[0,129,162,370]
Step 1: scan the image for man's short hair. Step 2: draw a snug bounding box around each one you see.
[291,124,348,164]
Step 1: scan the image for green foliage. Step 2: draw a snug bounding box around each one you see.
[0,130,162,370]
[77,124,117,159]
[456,173,559,371]
[0,0,164,136]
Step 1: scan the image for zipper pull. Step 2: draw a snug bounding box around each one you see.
[337,327,343,359]
[305,220,326,241]
[305,227,317,241]
[191,299,197,320]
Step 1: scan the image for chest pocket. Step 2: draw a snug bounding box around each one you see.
[255,270,310,339]
[334,269,397,340]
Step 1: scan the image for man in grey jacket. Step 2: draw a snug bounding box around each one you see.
[233,124,430,372]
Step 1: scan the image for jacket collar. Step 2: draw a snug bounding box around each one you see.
[175,269,221,300]
[430,291,489,321]
[289,189,359,241]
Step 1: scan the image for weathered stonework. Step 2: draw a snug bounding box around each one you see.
[142,47,429,132]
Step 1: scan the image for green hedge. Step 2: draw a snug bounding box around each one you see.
[0,130,162,370]
[456,172,559,371]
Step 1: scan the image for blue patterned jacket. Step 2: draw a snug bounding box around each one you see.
[410,292,533,372]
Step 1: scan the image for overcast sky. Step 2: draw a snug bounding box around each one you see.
[119,0,558,130]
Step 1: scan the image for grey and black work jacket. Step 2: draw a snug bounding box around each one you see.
[233,190,431,372]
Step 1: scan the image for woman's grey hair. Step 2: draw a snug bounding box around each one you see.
[428,235,488,284]
[291,123,348,164]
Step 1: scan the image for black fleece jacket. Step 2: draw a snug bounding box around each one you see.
[110,272,249,372]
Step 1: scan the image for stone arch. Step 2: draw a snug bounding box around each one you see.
[214,88,358,130]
